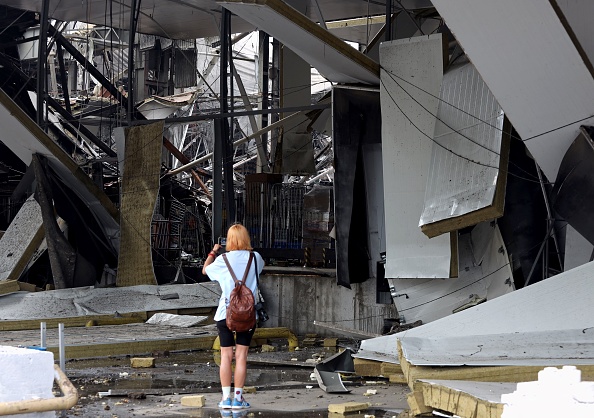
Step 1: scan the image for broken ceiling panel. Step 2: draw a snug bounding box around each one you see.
[388,222,514,325]
[138,90,199,120]
[0,89,119,254]
[431,0,594,181]
[397,259,594,366]
[0,0,254,39]
[358,260,594,367]
[218,0,380,84]
[0,283,221,320]
[380,34,451,279]
[419,61,509,238]
[551,126,594,246]
[0,196,44,282]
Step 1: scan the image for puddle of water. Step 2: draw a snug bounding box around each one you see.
[152,409,392,418]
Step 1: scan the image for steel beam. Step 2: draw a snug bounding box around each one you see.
[37,0,50,129]
[48,25,129,109]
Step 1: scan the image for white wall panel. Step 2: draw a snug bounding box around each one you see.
[388,223,513,324]
[380,35,451,278]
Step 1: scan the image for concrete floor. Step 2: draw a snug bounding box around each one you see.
[0,322,409,417]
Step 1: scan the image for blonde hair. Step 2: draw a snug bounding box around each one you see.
[225,223,253,251]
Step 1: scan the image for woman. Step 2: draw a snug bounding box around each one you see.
[202,223,264,410]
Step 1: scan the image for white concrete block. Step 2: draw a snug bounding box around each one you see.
[0,345,55,418]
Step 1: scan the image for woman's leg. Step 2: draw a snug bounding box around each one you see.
[233,344,249,389]
[219,346,234,387]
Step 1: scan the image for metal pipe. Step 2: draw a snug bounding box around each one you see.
[127,0,138,123]
[40,322,46,348]
[525,222,555,287]
[260,31,270,173]
[305,167,334,185]
[55,44,71,115]
[0,365,78,415]
[535,163,563,272]
[221,8,236,223]
[312,0,328,29]
[37,0,50,129]
[385,0,392,41]
[128,103,329,126]
[58,323,65,372]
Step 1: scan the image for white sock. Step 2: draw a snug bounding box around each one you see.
[235,387,243,400]
[222,386,231,400]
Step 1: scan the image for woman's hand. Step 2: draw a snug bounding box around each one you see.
[203,243,222,275]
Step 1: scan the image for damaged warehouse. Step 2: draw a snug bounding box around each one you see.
[0,0,593,417]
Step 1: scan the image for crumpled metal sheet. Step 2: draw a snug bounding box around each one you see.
[314,348,355,393]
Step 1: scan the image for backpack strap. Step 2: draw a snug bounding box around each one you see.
[222,253,254,286]
[241,252,254,283]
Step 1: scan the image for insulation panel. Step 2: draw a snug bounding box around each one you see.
[380,35,451,279]
[116,122,164,287]
[430,0,594,181]
[419,61,509,237]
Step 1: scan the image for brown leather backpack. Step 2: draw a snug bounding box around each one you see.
[222,252,256,332]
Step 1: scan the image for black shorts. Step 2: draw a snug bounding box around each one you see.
[216,319,256,347]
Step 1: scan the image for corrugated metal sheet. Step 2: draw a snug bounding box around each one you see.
[420,61,504,226]
[174,47,197,88]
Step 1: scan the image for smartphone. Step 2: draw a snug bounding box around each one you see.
[218,237,226,246]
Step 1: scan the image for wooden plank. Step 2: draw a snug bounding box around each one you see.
[0,280,20,295]
[0,312,148,331]
[405,357,594,387]
[17,282,42,292]
[46,334,217,359]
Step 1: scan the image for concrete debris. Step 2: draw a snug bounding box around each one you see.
[131,357,155,368]
[0,283,220,320]
[0,196,43,282]
[327,401,371,414]
[180,395,205,407]
[145,313,207,328]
